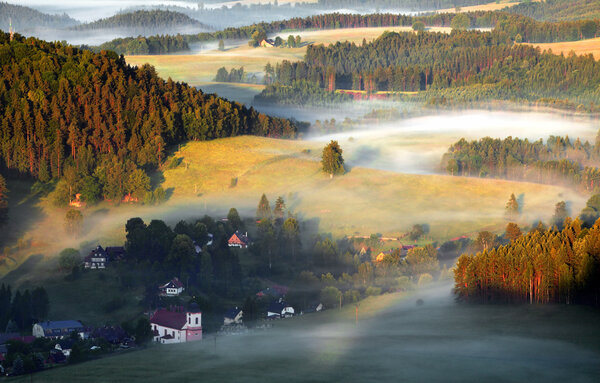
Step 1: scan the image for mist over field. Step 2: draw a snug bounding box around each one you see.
[308,110,600,174]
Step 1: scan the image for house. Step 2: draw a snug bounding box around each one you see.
[55,339,74,357]
[267,299,294,319]
[228,231,250,249]
[150,306,202,344]
[260,38,275,47]
[32,320,85,338]
[84,245,108,269]
[159,277,184,296]
[224,307,243,325]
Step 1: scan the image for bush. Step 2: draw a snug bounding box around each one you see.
[417,273,433,287]
[320,286,342,308]
[365,286,382,296]
[58,248,81,272]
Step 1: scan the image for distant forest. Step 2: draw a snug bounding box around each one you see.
[442,136,600,192]
[0,2,79,30]
[508,0,600,21]
[454,218,600,306]
[99,10,600,55]
[258,28,600,108]
[72,10,210,33]
[0,32,296,203]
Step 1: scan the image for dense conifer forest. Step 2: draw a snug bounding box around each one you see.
[441,136,600,192]
[258,28,600,107]
[72,10,209,33]
[0,32,296,203]
[508,0,600,21]
[454,218,600,305]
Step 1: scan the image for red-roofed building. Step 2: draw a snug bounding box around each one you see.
[150,306,202,344]
[228,231,251,249]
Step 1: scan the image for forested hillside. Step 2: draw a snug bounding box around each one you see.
[0,32,296,203]
[454,218,600,305]
[441,136,600,192]
[315,0,491,10]
[508,0,600,21]
[0,2,79,30]
[73,10,208,33]
[257,29,600,107]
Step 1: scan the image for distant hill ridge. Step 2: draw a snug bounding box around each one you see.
[72,10,210,32]
[0,2,80,30]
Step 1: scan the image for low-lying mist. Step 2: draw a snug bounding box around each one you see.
[307,110,599,175]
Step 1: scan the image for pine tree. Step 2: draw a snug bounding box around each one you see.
[552,201,569,228]
[505,222,522,242]
[505,193,520,220]
[256,194,271,221]
[273,196,285,220]
[227,208,243,231]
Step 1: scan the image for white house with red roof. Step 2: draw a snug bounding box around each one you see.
[150,306,202,344]
[158,277,184,296]
[228,231,251,249]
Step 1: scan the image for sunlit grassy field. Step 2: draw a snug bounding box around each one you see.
[436,0,541,13]
[527,37,600,60]
[10,284,600,383]
[159,136,582,240]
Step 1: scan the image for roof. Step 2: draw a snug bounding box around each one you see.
[150,309,187,330]
[0,333,20,345]
[224,308,242,320]
[37,320,84,330]
[228,231,250,245]
[159,278,184,290]
[268,301,290,313]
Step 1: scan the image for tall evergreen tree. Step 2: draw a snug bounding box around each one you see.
[256,194,272,221]
[505,193,520,220]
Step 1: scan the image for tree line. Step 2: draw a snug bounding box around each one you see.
[0,284,49,332]
[507,0,600,22]
[72,10,206,32]
[441,135,600,192]
[258,28,600,107]
[454,218,600,305]
[0,32,296,205]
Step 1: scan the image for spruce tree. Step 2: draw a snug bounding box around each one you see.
[256,194,271,221]
[505,193,519,220]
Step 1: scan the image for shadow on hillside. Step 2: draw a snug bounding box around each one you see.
[0,254,43,285]
[0,179,46,250]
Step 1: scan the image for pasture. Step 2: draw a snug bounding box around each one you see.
[528,37,600,60]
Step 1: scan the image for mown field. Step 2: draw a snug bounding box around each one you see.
[10,284,600,383]
[436,0,541,13]
[528,37,600,60]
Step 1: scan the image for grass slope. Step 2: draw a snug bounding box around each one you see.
[527,37,600,60]
[436,0,541,13]
[11,285,600,382]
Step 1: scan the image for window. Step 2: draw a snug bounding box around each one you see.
[195,317,198,325]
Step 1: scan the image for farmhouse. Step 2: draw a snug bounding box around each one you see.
[150,306,202,344]
[32,320,85,338]
[267,299,294,319]
[224,307,243,325]
[159,277,184,296]
[260,38,275,47]
[84,245,108,269]
[228,231,251,249]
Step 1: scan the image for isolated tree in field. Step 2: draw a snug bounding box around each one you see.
[65,209,83,235]
[450,13,470,31]
[58,248,81,272]
[227,208,243,231]
[505,193,519,220]
[409,224,425,241]
[274,196,286,219]
[505,222,522,242]
[218,39,225,51]
[256,194,272,221]
[287,35,296,47]
[0,174,7,224]
[295,35,302,47]
[412,21,425,32]
[283,217,300,262]
[321,140,345,178]
[552,201,569,228]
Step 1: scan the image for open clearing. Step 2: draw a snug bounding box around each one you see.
[527,37,600,60]
[437,0,541,13]
[12,284,600,383]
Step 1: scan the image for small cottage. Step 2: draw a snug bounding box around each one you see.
[159,277,184,296]
[228,231,251,249]
[267,299,294,319]
[224,307,243,325]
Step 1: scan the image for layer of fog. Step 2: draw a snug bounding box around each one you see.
[307,110,599,175]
